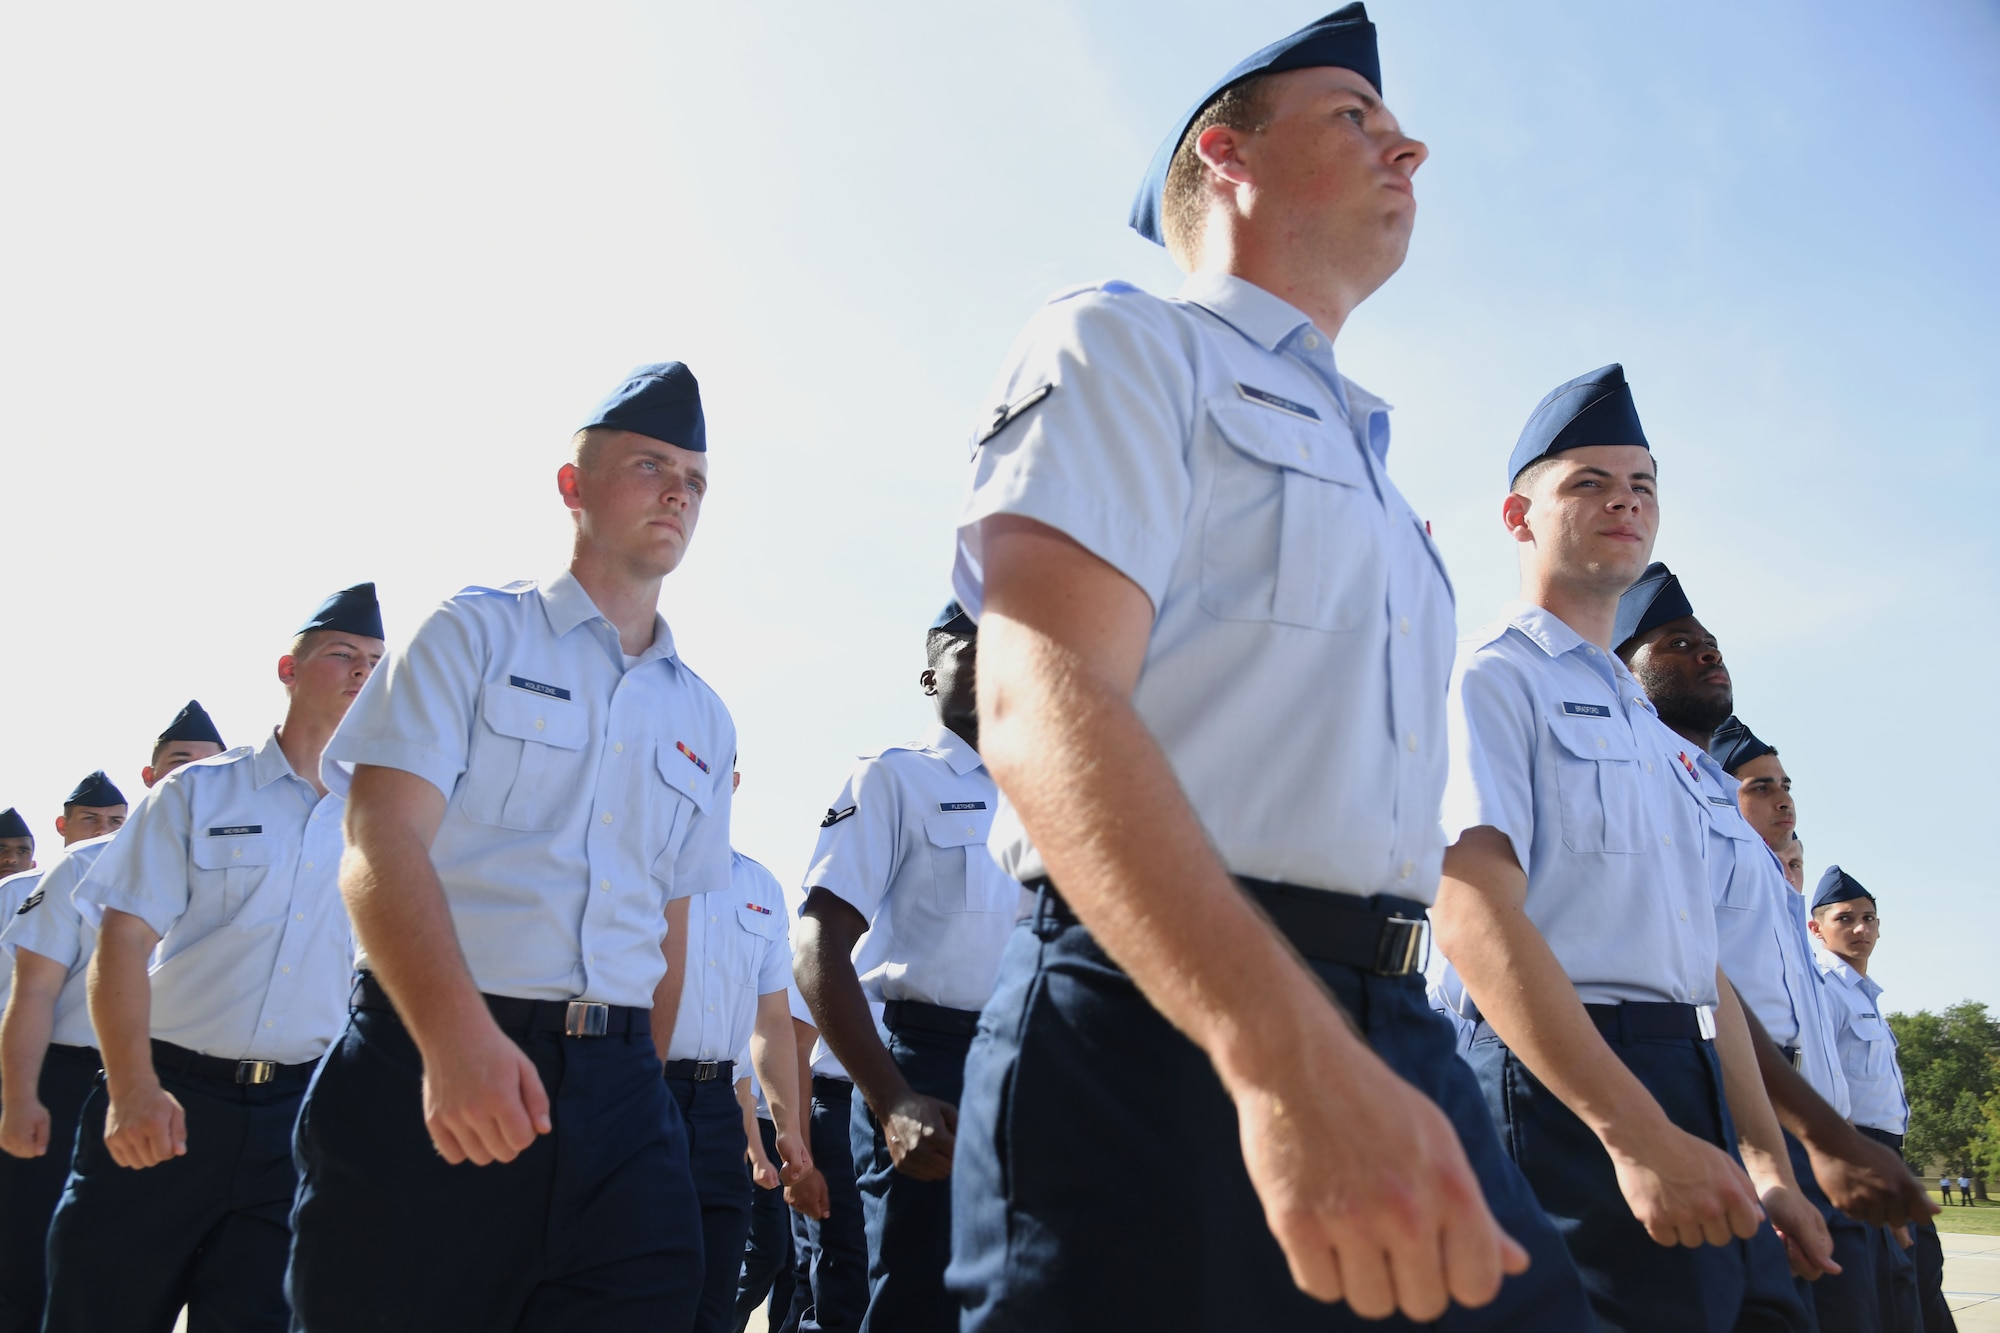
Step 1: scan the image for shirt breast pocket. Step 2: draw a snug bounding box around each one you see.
[1199,397,1384,633]
[732,906,779,989]
[646,746,707,892]
[1547,717,1650,855]
[1844,1015,1894,1079]
[924,809,993,913]
[189,834,278,922]
[460,685,589,832]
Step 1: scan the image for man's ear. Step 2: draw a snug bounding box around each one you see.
[1501,492,1535,545]
[53,814,67,838]
[920,668,938,697]
[1194,123,1256,188]
[557,462,584,513]
[277,654,298,687]
[141,765,159,788]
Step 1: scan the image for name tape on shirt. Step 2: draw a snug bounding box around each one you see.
[1235,383,1322,422]
[820,805,857,828]
[939,801,988,812]
[1707,795,1735,806]
[208,825,264,836]
[509,675,572,701]
[676,741,710,774]
[1560,702,1611,718]
[14,888,43,915]
[975,383,1054,449]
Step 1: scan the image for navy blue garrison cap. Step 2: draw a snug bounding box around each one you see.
[930,600,977,637]
[580,362,706,454]
[1614,562,1695,652]
[1129,4,1381,246]
[1813,865,1874,912]
[1507,363,1651,486]
[297,583,383,640]
[65,771,126,809]
[0,808,28,840]
[158,699,223,749]
[1707,715,1776,775]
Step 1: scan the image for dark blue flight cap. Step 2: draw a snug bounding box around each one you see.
[579,362,706,454]
[158,699,224,748]
[1812,865,1875,912]
[297,583,383,640]
[1507,363,1652,486]
[931,600,977,637]
[1613,562,1695,652]
[64,771,127,809]
[1129,4,1381,246]
[0,808,28,840]
[1708,715,1776,775]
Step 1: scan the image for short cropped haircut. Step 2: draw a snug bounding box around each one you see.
[925,627,974,668]
[1161,74,1277,265]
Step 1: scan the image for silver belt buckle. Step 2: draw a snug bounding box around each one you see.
[1373,916,1429,977]
[235,1060,276,1085]
[1695,1005,1719,1041]
[564,1001,610,1038]
[1790,1049,1805,1071]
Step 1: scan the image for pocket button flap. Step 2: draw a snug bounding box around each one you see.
[481,685,586,748]
[1547,714,1639,763]
[736,905,780,938]
[1205,398,1368,487]
[654,743,711,810]
[924,810,991,849]
[192,834,278,869]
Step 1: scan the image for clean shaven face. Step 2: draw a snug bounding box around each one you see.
[1733,753,1797,853]
[1510,446,1659,593]
[564,430,709,581]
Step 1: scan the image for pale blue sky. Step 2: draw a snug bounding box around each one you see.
[1,1,1992,1010]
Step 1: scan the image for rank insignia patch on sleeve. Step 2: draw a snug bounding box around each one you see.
[820,806,857,828]
[974,383,1054,449]
[15,889,43,915]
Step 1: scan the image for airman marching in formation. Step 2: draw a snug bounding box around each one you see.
[0,6,1958,1332]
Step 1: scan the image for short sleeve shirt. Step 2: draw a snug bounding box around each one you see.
[1691,751,1849,1115]
[82,733,352,1064]
[1814,949,1908,1134]
[0,869,49,1019]
[667,852,792,1062]
[802,725,1013,1012]
[1440,603,1718,1008]
[0,834,115,1049]
[324,571,736,1008]
[952,273,1455,900]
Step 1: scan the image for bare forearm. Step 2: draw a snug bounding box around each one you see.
[793,1017,817,1119]
[794,915,908,1118]
[1714,973,1795,1190]
[749,993,801,1141]
[87,916,162,1098]
[980,620,1347,1090]
[0,983,56,1106]
[1433,848,1663,1144]
[651,897,691,1055]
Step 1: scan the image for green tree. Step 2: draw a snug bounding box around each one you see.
[1889,1001,2000,1199]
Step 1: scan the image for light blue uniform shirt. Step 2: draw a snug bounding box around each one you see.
[1440,602,1718,1009]
[0,869,49,1019]
[953,272,1455,900]
[667,851,792,1063]
[1690,750,1848,1116]
[83,733,351,1064]
[790,978,863,1082]
[1814,949,1909,1134]
[325,571,735,1009]
[803,725,1013,1013]
[0,835,114,1049]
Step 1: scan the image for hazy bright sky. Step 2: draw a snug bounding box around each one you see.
[2,2,1993,1012]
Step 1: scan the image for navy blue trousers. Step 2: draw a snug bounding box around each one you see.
[734,1116,797,1333]
[791,1077,866,1333]
[1907,1223,1949,1333]
[851,1020,970,1333]
[44,1064,303,1333]
[669,1073,754,1333]
[950,911,1597,1332]
[287,1007,702,1332]
[1467,1022,1812,1333]
[1786,1132,1927,1333]
[0,1045,97,1333]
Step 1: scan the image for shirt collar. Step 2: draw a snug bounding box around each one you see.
[252,728,302,790]
[1500,601,1645,699]
[1814,946,1877,996]
[1176,271,1319,352]
[927,722,985,777]
[539,569,678,664]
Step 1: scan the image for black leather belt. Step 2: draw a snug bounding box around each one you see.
[811,1074,853,1101]
[1583,1002,1717,1043]
[663,1059,734,1083]
[1854,1125,1905,1153]
[152,1039,317,1087]
[354,971,646,1039]
[1029,876,1428,978]
[882,999,981,1038]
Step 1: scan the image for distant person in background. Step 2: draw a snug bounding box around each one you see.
[0,702,226,1333]
[1959,1176,1972,1206]
[0,778,129,1053]
[0,810,33,880]
[51,774,128,848]
[1811,868,1954,1333]
[1711,717,1796,856]
[1780,838,1807,894]
[1937,1176,1952,1206]
[43,586,383,1333]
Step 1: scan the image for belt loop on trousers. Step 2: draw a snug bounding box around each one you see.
[564,1001,610,1038]
[1695,1005,1718,1040]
